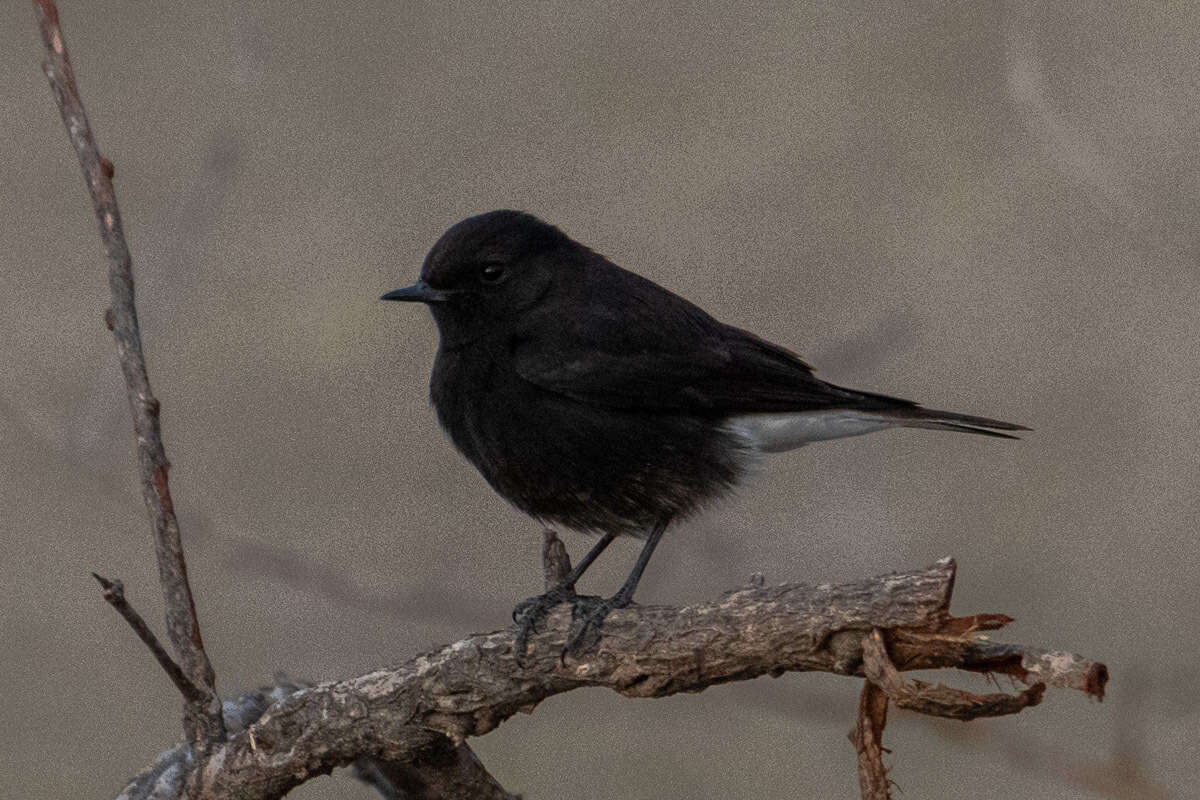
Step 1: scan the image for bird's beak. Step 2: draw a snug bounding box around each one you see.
[380,281,454,304]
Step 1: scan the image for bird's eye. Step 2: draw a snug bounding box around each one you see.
[480,263,507,284]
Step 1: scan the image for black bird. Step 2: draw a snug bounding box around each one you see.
[382,210,1025,654]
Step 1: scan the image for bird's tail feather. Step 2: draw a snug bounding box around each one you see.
[878,407,1029,440]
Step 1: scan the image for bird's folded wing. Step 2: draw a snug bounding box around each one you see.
[513,318,908,415]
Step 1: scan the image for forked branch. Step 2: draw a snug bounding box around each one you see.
[110,550,1104,800]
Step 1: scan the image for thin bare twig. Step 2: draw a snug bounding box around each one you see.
[851,680,891,800]
[849,626,1054,800]
[92,573,206,704]
[32,0,224,751]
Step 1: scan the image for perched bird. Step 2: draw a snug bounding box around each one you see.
[382,210,1025,654]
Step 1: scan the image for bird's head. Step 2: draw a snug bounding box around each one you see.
[382,210,576,347]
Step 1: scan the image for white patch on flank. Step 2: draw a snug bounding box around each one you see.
[725,410,896,454]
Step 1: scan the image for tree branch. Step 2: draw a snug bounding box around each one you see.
[113,681,519,800]
[109,554,1104,800]
[31,0,224,752]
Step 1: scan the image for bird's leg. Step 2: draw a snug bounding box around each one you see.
[513,531,617,662]
[562,530,618,587]
[564,515,670,657]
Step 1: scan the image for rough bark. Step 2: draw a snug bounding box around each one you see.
[105,556,1105,800]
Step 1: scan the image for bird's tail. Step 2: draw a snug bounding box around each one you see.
[879,406,1029,440]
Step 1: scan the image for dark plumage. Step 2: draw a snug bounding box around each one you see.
[382,209,1026,652]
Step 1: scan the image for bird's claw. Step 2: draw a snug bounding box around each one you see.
[513,585,579,665]
[561,593,631,661]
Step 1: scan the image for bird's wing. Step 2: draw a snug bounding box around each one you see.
[515,326,906,413]
[512,269,899,414]
[513,318,1031,439]
[512,265,1026,438]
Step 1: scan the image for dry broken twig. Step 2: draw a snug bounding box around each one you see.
[852,680,892,800]
[849,628,1054,800]
[862,629,1047,721]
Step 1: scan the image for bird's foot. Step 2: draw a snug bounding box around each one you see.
[562,592,632,660]
[513,585,582,665]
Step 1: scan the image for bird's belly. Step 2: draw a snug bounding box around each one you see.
[432,354,746,534]
[725,410,894,453]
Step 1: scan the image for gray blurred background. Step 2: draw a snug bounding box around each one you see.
[2,2,1197,798]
